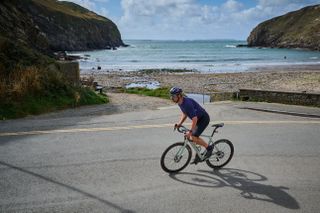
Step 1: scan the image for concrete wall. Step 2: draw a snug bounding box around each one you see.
[239,89,320,107]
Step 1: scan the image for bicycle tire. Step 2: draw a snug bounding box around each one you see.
[206,139,234,169]
[160,142,192,173]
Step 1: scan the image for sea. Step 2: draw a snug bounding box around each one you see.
[70,40,320,73]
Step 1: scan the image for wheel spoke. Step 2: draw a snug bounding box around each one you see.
[161,143,192,173]
[206,139,234,168]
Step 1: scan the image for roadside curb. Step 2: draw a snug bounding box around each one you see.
[239,107,320,118]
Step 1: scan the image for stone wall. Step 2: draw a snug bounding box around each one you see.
[239,89,320,107]
[48,61,80,86]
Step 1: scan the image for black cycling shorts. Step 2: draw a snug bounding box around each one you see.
[192,112,210,137]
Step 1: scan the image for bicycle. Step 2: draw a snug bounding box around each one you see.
[160,123,234,173]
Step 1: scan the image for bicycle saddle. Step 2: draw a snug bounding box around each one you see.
[211,123,224,128]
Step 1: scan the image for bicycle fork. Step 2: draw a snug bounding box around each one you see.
[174,140,189,162]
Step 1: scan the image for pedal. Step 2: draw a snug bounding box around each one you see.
[191,155,201,165]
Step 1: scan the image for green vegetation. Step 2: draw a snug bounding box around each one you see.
[0,89,108,120]
[0,0,117,119]
[124,87,171,99]
[0,36,53,74]
[35,0,109,21]
[248,5,320,50]
[0,35,109,120]
[0,65,108,120]
[1,0,123,54]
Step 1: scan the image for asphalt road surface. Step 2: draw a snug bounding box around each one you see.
[1,101,320,213]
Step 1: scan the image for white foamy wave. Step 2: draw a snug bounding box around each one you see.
[225,45,236,48]
[310,57,318,59]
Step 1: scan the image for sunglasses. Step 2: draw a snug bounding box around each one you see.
[170,94,179,99]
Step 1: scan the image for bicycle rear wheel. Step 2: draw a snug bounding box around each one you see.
[206,139,234,169]
[160,142,192,173]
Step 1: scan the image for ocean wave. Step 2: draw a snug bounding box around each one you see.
[225,45,237,48]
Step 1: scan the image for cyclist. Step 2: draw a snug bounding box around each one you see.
[170,87,213,162]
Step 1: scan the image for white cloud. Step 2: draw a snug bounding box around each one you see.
[99,7,109,17]
[60,0,320,40]
[222,0,244,12]
[120,0,195,21]
[256,0,319,7]
[118,0,250,39]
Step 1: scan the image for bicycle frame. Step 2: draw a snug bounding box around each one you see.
[173,124,224,162]
[178,134,215,161]
[161,123,233,173]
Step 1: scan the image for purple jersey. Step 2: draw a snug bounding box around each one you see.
[178,97,207,119]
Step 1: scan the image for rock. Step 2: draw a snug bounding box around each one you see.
[0,0,127,55]
[247,5,320,51]
[236,44,248,48]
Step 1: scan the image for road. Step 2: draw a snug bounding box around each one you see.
[0,101,320,212]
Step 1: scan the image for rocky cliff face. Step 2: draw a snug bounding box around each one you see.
[247,5,320,51]
[0,0,125,54]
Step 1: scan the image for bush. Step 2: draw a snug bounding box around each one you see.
[0,66,108,119]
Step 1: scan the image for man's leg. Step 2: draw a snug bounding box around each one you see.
[191,136,208,148]
[191,136,213,159]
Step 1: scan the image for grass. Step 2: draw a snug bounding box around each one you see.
[0,35,53,74]
[0,87,108,120]
[0,1,114,120]
[249,5,320,50]
[124,87,171,99]
[0,66,108,120]
[33,0,108,21]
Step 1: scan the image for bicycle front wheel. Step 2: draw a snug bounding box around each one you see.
[160,142,192,173]
[206,139,234,169]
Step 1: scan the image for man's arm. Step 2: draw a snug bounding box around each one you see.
[177,113,187,126]
[190,116,198,132]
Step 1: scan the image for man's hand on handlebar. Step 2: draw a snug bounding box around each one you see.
[174,123,181,131]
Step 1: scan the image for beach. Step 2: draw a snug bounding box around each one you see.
[81,64,320,94]
[77,40,320,96]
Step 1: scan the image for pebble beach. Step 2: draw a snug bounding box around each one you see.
[81,64,320,94]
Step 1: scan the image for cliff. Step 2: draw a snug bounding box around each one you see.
[0,0,125,55]
[247,5,320,51]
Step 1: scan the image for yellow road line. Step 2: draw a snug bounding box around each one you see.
[0,121,319,137]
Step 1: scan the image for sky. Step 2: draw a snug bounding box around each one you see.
[61,0,320,40]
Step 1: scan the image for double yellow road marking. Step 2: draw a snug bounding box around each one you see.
[0,120,319,137]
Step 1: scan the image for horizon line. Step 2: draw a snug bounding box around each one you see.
[122,38,247,42]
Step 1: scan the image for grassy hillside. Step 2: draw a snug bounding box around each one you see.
[0,36,53,74]
[35,0,107,20]
[0,0,115,119]
[247,5,320,50]
[0,0,124,53]
[0,41,108,120]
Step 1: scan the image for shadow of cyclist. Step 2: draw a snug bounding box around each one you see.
[169,168,299,210]
[204,168,300,209]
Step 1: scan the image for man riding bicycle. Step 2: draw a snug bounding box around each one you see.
[170,87,213,162]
